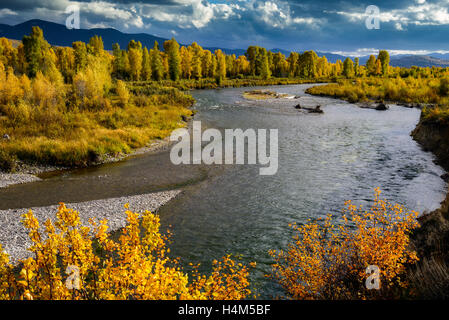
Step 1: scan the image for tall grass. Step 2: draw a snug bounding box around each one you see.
[0,81,193,170]
[306,77,449,124]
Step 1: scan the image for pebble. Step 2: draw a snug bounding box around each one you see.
[0,190,182,262]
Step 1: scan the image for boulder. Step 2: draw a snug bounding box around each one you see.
[442,173,449,182]
[375,103,389,111]
[294,103,301,109]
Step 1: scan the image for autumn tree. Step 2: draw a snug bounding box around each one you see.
[141,47,151,81]
[354,57,359,77]
[127,40,143,81]
[0,38,17,69]
[272,52,286,77]
[316,56,329,78]
[215,49,226,84]
[201,50,212,78]
[236,55,249,76]
[22,26,50,77]
[72,41,88,73]
[180,46,192,79]
[377,50,390,76]
[190,42,203,80]
[287,52,299,77]
[299,51,318,78]
[343,57,354,78]
[245,46,259,76]
[112,43,127,78]
[259,48,271,79]
[88,35,104,56]
[366,55,377,76]
[164,38,181,81]
[150,41,164,81]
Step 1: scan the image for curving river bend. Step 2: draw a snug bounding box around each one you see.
[0,84,447,298]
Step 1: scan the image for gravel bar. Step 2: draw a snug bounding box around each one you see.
[0,173,42,188]
[0,190,181,262]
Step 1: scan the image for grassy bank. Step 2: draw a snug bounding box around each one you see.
[0,82,193,171]
[306,78,449,124]
[130,77,330,91]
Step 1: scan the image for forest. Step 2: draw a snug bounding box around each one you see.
[2,26,447,172]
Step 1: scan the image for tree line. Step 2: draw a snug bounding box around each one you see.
[2,26,449,98]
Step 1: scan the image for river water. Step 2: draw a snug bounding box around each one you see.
[0,84,447,298]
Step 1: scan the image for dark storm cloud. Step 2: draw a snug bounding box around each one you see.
[1,0,449,53]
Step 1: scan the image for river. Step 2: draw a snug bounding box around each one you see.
[0,84,447,298]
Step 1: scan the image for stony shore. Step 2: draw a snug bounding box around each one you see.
[0,137,173,189]
[0,190,182,262]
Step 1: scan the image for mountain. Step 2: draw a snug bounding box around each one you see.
[389,55,449,68]
[0,19,167,50]
[0,19,245,56]
[2,19,449,68]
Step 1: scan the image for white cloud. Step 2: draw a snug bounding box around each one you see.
[333,1,449,27]
[331,48,449,57]
[0,8,18,18]
[254,1,324,29]
[140,0,239,29]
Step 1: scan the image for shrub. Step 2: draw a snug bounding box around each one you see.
[0,149,17,172]
[269,188,420,299]
[0,205,253,300]
[115,80,129,106]
[438,78,449,96]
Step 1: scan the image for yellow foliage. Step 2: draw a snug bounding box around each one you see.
[0,205,253,300]
[32,71,60,108]
[269,188,420,299]
[116,80,129,106]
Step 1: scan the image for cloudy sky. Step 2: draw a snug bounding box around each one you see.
[0,0,449,55]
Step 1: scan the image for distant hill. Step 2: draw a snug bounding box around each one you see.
[0,19,244,56]
[389,55,449,68]
[2,19,449,68]
[0,19,167,51]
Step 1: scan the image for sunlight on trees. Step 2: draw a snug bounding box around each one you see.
[269,188,419,300]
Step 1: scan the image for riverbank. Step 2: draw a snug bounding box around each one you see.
[0,136,175,189]
[0,79,326,189]
[407,115,449,298]
[0,190,182,262]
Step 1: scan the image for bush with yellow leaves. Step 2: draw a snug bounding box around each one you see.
[0,204,253,300]
[269,188,420,299]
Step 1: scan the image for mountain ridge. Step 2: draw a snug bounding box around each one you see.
[1,19,449,68]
